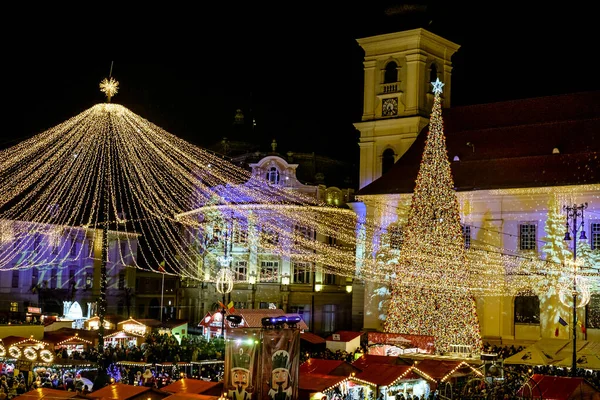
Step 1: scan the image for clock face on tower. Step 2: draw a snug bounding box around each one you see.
[382,97,398,116]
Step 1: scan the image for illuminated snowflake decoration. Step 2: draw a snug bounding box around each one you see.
[99,77,119,101]
[431,77,444,94]
[558,274,590,308]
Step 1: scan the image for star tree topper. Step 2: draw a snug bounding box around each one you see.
[99,77,119,102]
[431,78,444,95]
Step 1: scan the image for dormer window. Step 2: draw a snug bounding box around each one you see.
[266,167,280,185]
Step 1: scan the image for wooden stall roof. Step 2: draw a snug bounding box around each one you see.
[88,382,151,399]
[353,364,414,387]
[411,360,480,381]
[300,358,361,376]
[299,373,348,392]
[0,335,49,347]
[161,379,222,395]
[515,374,599,399]
[352,355,411,369]
[12,388,89,399]
[325,331,363,342]
[162,394,220,400]
[300,331,326,345]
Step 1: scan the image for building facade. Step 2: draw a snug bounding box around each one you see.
[350,28,600,344]
[178,144,357,337]
[0,222,139,326]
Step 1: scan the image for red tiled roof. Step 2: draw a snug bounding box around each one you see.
[299,373,348,392]
[12,388,86,399]
[300,359,345,375]
[325,331,363,342]
[515,374,589,399]
[88,382,150,399]
[300,331,326,344]
[357,90,600,196]
[163,394,221,400]
[161,379,222,395]
[353,364,413,386]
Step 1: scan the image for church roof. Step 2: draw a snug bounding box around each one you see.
[357,91,600,195]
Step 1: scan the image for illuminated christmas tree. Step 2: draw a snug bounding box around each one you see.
[383,79,482,353]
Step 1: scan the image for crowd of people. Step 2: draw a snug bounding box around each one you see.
[0,336,598,399]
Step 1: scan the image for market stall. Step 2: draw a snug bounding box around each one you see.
[104,330,145,348]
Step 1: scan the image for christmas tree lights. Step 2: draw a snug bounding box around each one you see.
[383,79,483,353]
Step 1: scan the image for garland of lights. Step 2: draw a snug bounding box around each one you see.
[0,75,596,300]
[0,345,5,358]
[383,79,483,354]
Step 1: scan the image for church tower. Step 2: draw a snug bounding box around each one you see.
[354,28,460,189]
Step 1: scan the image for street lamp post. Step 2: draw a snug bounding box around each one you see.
[563,202,588,377]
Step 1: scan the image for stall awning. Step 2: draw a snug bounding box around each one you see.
[353,364,414,387]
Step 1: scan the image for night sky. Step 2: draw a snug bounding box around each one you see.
[5,3,600,165]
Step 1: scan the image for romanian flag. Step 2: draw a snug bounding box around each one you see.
[227,301,236,314]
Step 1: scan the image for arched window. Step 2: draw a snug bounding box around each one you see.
[429,63,438,86]
[382,148,396,175]
[384,62,398,83]
[266,167,279,185]
[514,294,540,324]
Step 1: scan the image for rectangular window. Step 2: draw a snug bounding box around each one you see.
[118,272,126,289]
[591,222,600,250]
[519,223,536,251]
[138,304,145,318]
[234,261,247,281]
[327,236,337,246]
[259,302,272,309]
[588,294,600,329]
[324,272,336,285]
[10,302,18,312]
[69,235,77,257]
[462,224,471,249]
[293,262,311,284]
[294,225,313,244]
[234,221,247,244]
[323,304,336,334]
[12,270,19,288]
[51,268,58,289]
[120,241,128,259]
[260,261,279,282]
[31,269,38,288]
[290,305,311,328]
[85,272,92,289]
[52,236,60,255]
[261,227,279,246]
[33,234,42,254]
[69,269,76,288]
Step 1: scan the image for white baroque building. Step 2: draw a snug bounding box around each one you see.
[349,28,600,344]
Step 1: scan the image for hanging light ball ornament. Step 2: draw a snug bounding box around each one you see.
[558,275,590,308]
[24,346,38,361]
[216,268,234,294]
[0,344,5,358]
[39,349,55,363]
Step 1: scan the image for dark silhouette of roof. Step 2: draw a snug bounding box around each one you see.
[357,91,600,195]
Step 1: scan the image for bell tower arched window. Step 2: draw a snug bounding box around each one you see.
[384,62,398,83]
[266,167,280,185]
[382,148,396,175]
